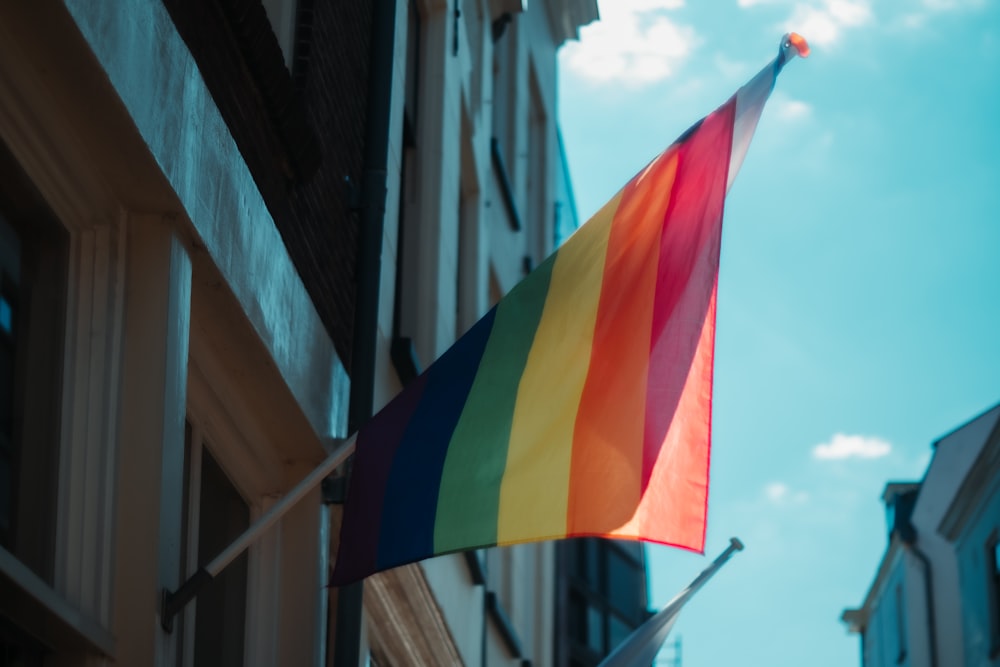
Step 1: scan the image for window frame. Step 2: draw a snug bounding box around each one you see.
[179,418,253,667]
[987,530,1000,659]
[181,367,287,667]
[0,130,118,661]
[894,582,907,664]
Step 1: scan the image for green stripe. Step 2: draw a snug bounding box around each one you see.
[433,254,557,553]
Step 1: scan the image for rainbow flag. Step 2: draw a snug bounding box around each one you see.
[331,34,808,585]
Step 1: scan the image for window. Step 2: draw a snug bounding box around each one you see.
[894,583,907,664]
[179,421,250,667]
[490,16,522,232]
[571,538,601,589]
[586,604,604,654]
[526,68,548,262]
[0,158,68,583]
[564,539,649,664]
[988,532,1000,657]
[608,616,632,653]
[607,547,643,622]
[261,0,298,68]
[0,615,45,666]
[390,0,423,385]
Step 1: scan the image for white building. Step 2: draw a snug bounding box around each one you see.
[0,1,613,665]
[937,406,1000,666]
[357,2,607,664]
[843,404,1000,667]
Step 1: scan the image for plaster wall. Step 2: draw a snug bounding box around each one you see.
[955,472,1000,666]
[0,1,350,663]
[912,406,1000,665]
[63,0,350,444]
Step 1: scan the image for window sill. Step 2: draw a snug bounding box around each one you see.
[0,548,114,657]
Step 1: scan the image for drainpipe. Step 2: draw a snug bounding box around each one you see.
[900,531,937,667]
[332,0,397,665]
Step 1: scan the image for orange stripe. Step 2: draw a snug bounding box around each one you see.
[567,149,680,534]
[608,287,716,550]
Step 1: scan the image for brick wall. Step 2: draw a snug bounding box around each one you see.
[161,0,373,371]
[288,0,373,372]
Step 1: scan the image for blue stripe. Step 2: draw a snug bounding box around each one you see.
[375,308,499,571]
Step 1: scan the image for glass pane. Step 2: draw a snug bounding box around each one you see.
[194,449,250,667]
[0,296,11,336]
[585,539,600,589]
[0,615,46,666]
[568,591,587,643]
[608,615,633,653]
[586,605,604,653]
[0,200,67,583]
[607,549,642,620]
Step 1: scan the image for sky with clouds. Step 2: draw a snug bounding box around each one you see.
[557,1,999,664]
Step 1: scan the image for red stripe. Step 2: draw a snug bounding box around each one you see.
[567,148,680,534]
[636,100,734,548]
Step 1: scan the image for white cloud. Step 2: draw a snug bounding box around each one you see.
[774,96,813,120]
[713,54,753,81]
[561,0,699,86]
[897,0,987,32]
[616,0,685,10]
[898,13,929,30]
[812,433,892,460]
[784,0,873,47]
[922,0,986,10]
[764,482,810,504]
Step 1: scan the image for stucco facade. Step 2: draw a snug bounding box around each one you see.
[357,1,602,665]
[843,405,1000,667]
[0,0,607,665]
[0,1,348,664]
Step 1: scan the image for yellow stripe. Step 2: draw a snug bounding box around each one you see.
[496,191,623,544]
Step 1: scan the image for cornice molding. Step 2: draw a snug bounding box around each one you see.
[365,564,464,666]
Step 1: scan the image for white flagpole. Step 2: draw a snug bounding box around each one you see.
[598,537,745,667]
[160,433,358,632]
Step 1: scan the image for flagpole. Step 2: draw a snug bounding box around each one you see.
[679,536,744,599]
[160,433,358,632]
[598,537,745,667]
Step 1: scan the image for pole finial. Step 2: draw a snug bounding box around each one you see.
[783,32,810,58]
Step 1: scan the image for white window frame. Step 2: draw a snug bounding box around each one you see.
[181,362,286,667]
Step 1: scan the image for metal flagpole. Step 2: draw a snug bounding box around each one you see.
[598,537,745,667]
[160,433,358,632]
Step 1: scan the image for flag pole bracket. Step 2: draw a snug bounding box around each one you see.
[158,434,358,634]
[160,567,212,633]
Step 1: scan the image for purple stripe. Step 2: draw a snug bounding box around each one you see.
[329,373,429,585]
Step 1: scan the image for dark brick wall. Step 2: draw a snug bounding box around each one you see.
[160,0,373,372]
[288,0,374,373]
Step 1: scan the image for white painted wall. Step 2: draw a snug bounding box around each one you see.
[955,476,1000,667]
[911,406,1000,665]
[368,0,590,664]
[0,2,351,664]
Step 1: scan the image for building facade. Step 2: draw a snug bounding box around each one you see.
[0,1,661,666]
[843,404,1000,667]
[0,1,353,664]
[553,538,652,666]
[354,1,613,665]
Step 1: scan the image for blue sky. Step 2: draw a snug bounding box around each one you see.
[557,1,999,664]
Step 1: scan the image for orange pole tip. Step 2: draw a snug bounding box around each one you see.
[786,32,810,58]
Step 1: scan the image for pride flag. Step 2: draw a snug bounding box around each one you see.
[331,34,808,585]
